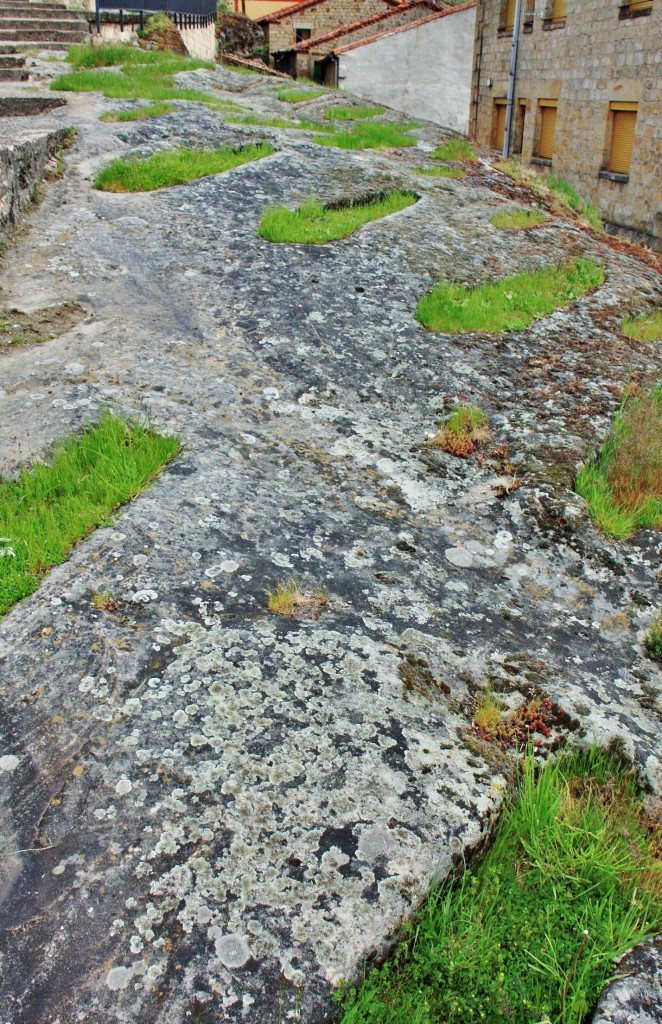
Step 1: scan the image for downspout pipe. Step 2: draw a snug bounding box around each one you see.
[502,0,523,157]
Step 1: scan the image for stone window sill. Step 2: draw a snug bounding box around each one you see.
[498,27,514,36]
[543,19,566,29]
[531,157,552,166]
[599,170,629,184]
[618,5,652,18]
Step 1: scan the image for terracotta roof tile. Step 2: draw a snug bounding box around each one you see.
[286,0,441,52]
[258,0,400,24]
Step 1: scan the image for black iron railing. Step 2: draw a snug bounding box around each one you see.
[95,0,216,34]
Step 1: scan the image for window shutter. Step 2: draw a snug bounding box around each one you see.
[609,109,637,174]
[495,102,507,150]
[551,0,567,20]
[629,0,652,9]
[538,104,557,159]
[504,0,516,29]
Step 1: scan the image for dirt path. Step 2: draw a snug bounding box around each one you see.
[0,67,660,1024]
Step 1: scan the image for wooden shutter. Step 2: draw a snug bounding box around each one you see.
[538,103,557,159]
[629,0,652,9]
[494,101,507,150]
[504,0,516,29]
[551,0,567,20]
[609,105,637,174]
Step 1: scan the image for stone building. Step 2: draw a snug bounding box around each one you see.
[321,0,476,130]
[470,0,662,248]
[257,0,404,64]
[275,0,440,78]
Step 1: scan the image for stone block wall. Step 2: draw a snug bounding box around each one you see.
[263,0,392,56]
[470,0,662,245]
[293,0,438,78]
[0,128,71,244]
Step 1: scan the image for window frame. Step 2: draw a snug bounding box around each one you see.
[602,101,638,180]
[535,99,558,162]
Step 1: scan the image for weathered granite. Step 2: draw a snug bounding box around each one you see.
[592,939,662,1024]
[0,66,660,1024]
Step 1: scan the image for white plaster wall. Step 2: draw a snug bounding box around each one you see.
[337,6,475,134]
[180,22,216,61]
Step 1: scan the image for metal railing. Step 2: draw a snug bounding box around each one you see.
[95,0,216,34]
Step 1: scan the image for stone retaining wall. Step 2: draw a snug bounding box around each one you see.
[0,127,71,244]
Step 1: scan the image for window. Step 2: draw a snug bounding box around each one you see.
[503,0,516,31]
[619,0,652,16]
[608,102,637,174]
[537,100,557,160]
[493,99,507,150]
[295,27,311,41]
[549,0,567,22]
[513,100,527,155]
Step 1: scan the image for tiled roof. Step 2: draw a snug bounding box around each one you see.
[331,0,475,52]
[286,0,441,52]
[258,0,401,25]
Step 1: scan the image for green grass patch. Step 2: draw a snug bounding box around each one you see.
[621,308,662,343]
[429,404,491,456]
[0,412,179,617]
[416,164,466,179]
[324,104,385,121]
[258,190,417,244]
[316,121,418,151]
[225,113,333,133]
[491,208,548,229]
[575,384,662,538]
[52,46,217,106]
[93,142,275,192]
[276,87,327,103]
[644,608,662,663]
[337,748,661,1024]
[100,102,175,122]
[416,256,603,334]
[432,136,475,161]
[546,173,603,230]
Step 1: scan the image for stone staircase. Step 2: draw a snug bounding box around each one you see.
[0,42,27,79]
[0,0,89,51]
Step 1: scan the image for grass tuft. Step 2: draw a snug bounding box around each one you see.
[416,256,603,334]
[52,46,217,106]
[644,608,662,663]
[575,384,662,538]
[276,87,326,103]
[546,173,603,230]
[316,121,418,151]
[100,102,175,122]
[491,208,547,230]
[267,578,328,618]
[621,308,662,343]
[324,104,385,121]
[429,405,491,457]
[432,136,475,161]
[94,142,275,192]
[0,411,179,617]
[416,164,467,179]
[337,747,661,1024]
[258,191,416,244]
[474,690,502,734]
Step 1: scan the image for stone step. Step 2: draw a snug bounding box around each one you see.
[9,38,76,46]
[0,8,88,18]
[0,16,88,27]
[0,26,88,39]
[0,65,28,77]
[0,52,25,63]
